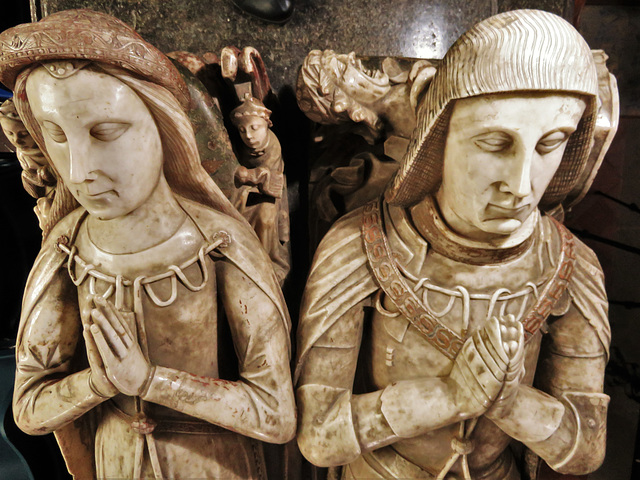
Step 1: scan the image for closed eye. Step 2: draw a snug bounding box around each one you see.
[42,120,67,143]
[473,131,513,152]
[90,122,131,142]
[536,130,572,154]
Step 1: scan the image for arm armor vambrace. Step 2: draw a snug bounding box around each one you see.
[547,391,609,475]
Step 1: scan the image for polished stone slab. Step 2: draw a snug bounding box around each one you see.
[39,0,570,94]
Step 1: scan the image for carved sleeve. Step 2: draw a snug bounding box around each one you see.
[529,301,609,474]
[13,267,106,435]
[296,301,370,466]
[515,238,609,475]
[141,258,296,444]
[490,300,609,475]
[296,300,479,467]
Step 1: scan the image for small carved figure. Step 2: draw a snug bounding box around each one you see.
[0,10,295,479]
[0,98,56,230]
[0,99,36,150]
[231,95,290,283]
[297,50,436,144]
[296,10,613,480]
[297,50,437,242]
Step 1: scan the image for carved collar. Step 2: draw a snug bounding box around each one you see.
[407,196,537,266]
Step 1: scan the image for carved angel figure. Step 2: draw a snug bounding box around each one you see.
[0,98,55,229]
[0,10,295,479]
[297,50,437,242]
[296,10,613,480]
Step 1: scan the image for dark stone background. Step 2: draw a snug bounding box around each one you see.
[2,1,640,479]
[37,0,571,94]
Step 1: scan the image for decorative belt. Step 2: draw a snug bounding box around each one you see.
[106,400,229,436]
[106,398,230,479]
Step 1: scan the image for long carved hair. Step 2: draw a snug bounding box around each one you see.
[13,61,243,237]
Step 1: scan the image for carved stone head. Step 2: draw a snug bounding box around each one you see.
[0,9,241,234]
[0,98,36,149]
[25,63,166,221]
[296,49,389,139]
[436,92,587,242]
[231,95,272,151]
[386,9,600,212]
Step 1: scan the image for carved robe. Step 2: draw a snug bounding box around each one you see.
[14,197,295,479]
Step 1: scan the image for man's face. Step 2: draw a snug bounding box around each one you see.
[333,52,391,105]
[1,118,37,149]
[236,116,269,151]
[436,93,587,242]
[26,67,164,220]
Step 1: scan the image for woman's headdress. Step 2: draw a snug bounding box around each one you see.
[0,9,190,109]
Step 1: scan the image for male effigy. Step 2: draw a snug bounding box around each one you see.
[0,9,295,479]
[296,10,614,480]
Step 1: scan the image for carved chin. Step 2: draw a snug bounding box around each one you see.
[481,217,524,235]
[484,204,531,223]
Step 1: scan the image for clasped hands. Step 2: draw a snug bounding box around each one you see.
[84,296,154,398]
[449,314,526,420]
[235,166,284,198]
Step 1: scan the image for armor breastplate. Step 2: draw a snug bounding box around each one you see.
[364,198,567,389]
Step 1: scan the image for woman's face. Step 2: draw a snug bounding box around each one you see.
[26,66,164,220]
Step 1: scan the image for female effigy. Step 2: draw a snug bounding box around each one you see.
[0,9,295,479]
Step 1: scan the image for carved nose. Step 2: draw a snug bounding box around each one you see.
[68,140,92,184]
[500,150,533,198]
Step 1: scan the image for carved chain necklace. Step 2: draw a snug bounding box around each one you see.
[362,198,575,360]
[375,262,546,337]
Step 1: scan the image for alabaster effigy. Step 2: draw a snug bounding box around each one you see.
[295,9,617,480]
[0,9,295,479]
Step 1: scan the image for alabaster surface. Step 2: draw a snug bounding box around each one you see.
[0,98,55,229]
[168,47,292,284]
[295,9,616,480]
[298,44,618,247]
[231,95,291,285]
[0,9,295,479]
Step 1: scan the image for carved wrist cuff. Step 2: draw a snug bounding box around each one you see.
[546,392,609,475]
[296,384,361,467]
[88,371,111,399]
[138,365,157,399]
